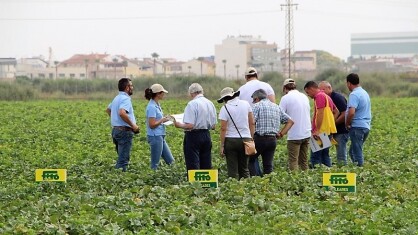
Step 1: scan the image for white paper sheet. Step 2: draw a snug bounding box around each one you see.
[163,113,184,126]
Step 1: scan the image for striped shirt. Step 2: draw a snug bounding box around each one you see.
[253,99,291,136]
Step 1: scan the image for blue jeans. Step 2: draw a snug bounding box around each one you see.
[249,135,277,176]
[147,135,174,170]
[334,133,349,165]
[311,147,332,168]
[112,128,134,171]
[310,135,332,168]
[349,127,369,167]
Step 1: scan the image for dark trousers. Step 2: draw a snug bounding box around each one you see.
[183,130,212,171]
[249,135,277,176]
[224,138,250,180]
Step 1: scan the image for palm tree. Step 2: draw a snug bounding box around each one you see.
[95,59,100,79]
[122,60,128,77]
[187,65,191,76]
[54,61,59,79]
[151,52,159,76]
[112,58,118,79]
[197,57,204,76]
[222,59,227,78]
[163,60,168,77]
[84,59,89,79]
[235,64,240,80]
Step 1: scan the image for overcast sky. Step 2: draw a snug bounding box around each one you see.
[1,0,417,62]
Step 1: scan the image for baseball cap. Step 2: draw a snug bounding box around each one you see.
[283,78,295,86]
[245,67,257,76]
[150,84,168,93]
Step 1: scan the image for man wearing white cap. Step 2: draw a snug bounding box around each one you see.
[278,78,312,171]
[238,67,276,107]
[172,83,217,172]
[238,67,276,175]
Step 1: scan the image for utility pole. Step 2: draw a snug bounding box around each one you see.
[281,0,298,78]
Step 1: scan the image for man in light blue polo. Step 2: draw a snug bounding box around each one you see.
[345,73,371,167]
[172,83,217,172]
[106,78,139,171]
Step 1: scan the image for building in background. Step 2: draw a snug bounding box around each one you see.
[351,32,418,59]
[215,35,281,79]
[59,54,138,79]
[0,58,17,80]
[350,32,418,73]
[280,50,318,80]
[182,56,215,77]
[16,57,56,79]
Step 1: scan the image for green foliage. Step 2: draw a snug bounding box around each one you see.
[0,98,417,233]
[2,71,418,100]
[315,70,418,97]
[315,50,344,71]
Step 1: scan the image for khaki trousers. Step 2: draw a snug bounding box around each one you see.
[287,137,310,171]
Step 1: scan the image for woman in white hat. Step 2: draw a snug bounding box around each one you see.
[218,87,255,180]
[144,84,174,170]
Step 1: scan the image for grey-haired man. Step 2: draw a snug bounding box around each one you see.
[251,89,294,176]
[173,83,217,172]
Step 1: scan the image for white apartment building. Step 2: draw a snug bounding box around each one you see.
[215,35,281,79]
[0,58,17,80]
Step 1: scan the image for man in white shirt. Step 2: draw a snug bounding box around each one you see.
[238,67,276,176]
[173,83,217,172]
[279,79,312,171]
[239,67,276,106]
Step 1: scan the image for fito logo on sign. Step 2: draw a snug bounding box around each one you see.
[323,173,356,192]
[188,170,218,188]
[35,169,67,182]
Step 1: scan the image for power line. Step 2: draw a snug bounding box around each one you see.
[0,9,282,21]
[299,9,418,23]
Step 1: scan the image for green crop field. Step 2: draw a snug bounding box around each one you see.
[0,98,417,234]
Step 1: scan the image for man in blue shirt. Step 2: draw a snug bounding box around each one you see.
[319,81,349,166]
[173,83,217,172]
[106,78,139,171]
[251,89,294,176]
[345,73,372,167]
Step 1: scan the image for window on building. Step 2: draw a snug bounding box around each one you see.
[70,74,75,78]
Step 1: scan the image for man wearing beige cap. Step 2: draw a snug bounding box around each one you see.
[172,83,217,172]
[278,78,311,171]
[238,67,276,107]
[238,67,275,175]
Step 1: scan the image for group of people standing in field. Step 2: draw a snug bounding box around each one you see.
[106,68,371,180]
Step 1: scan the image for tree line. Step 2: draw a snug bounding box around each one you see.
[0,71,417,101]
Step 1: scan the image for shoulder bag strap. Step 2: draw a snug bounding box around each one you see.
[224,104,243,140]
